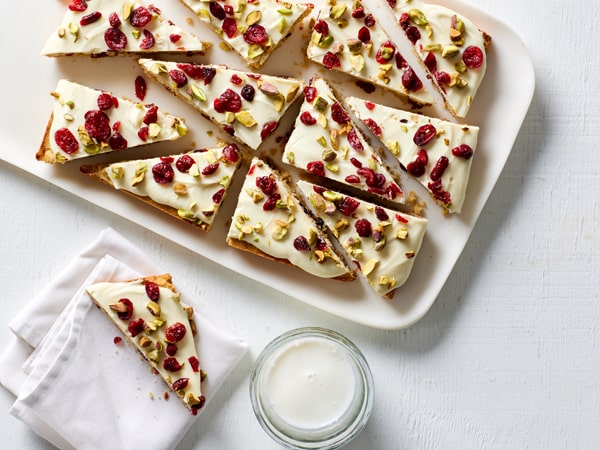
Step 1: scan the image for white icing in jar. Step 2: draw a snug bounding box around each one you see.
[250,328,374,449]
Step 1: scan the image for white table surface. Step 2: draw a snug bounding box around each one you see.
[1,0,599,448]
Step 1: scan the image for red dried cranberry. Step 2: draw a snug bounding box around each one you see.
[230,74,243,85]
[176,63,203,80]
[214,89,242,113]
[364,14,375,27]
[337,196,360,216]
[396,213,409,224]
[315,237,328,251]
[435,71,451,87]
[462,46,484,69]
[260,121,278,140]
[224,4,234,15]
[263,193,281,211]
[352,7,365,18]
[399,12,410,29]
[84,110,111,142]
[375,206,389,221]
[293,236,311,251]
[166,343,178,356]
[355,218,372,237]
[428,179,451,205]
[451,144,474,160]
[322,52,341,70]
[387,0,397,7]
[80,11,102,26]
[202,67,217,85]
[314,20,329,35]
[240,84,255,101]
[109,133,127,150]
[165,322,187,343]
[170,33,181,43]
[406,149,428,177]
[430,156,449,181]
[413,124,436,146]
[347,128,364,151]
[405,26,421,44]
[363,118,382,137]
[139,29,155,50]
[152,161,174,184]
[130,6,152,27]
[176,155,195,173]
[68,0,87,12]
[395,53,408,69]
[402,67,423,91]
[115,298,133,320]
[222,124,235,136]
[169,69,188,88]
[357,26,370,43]
[54,128,79,154]
[304,86,317,102]
[112,121,121,132]
[424,52,437,72]
[306,161,325,176]
[313,185,326,195]
[128,318,145,337]
[189,356,200,372]
[105,27,127,52]
[345,174,360,184]
[331,102,350,125]
[135,76,147,101]
[355,80,375,93]
[350,157,362,168]
[386,183,403,199]
[143,105,159,125]
[161,156,174,163]
[243,24,268,44]
[222,143,239,163]
[256,175,276,195]
[97,93,113,110]
[375,41,395,64]
[202,163,220,175]
[145,281,160,301]
[222,17,238,38]
[212,188,226,204]
[300,111,316,125]
[138,126,149,141]
[113,336,122,345]
[209,2,226,20]
[163,357,183,372]
[172,378,189,391]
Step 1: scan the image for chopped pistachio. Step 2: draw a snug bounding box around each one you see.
[173,183,188,196]
[111,166,125,180]
[408,9,428,26]
[285,84,300,102]
[329,3,347,19]
[131,164,147,186]
[247,44,265,59]
[442,44,460,58]
[346,38,363,53]
[350,54,365,72]
[273,93,285,112]
[191,84,207,101]
[277,7,293,15]
[314,96,329,112]
[323,190,343,201]
[235,110,257,127]
[123,3,134,21]
[146,302,161,317]
[132,29,141,40]
[363,258,379,276]
[322,148,337,162]
[245,10,262,25]
[286,151,295,164]
[68,23,79,42]
[148,123,161,138]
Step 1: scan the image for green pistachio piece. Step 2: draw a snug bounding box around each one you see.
[350,54,365,72]
[278,17,287,34]
[316,136,328,147]
[277,7,293,15]
[318,34,334,48]
[323,190,343,202]
[247,44,265,59]
[408,9,428,26]
[132,29,141,40]
[246,10,262,25]
[235,110,257,127]
[322,149,337,161]
[314,96,329,112]
[191,84,207,101]
[148,123,161,138]
[442,44,460,58]
[346,38,363,53]
[123,3,133,21]
[111,166,125,179]
[329,4,347,19]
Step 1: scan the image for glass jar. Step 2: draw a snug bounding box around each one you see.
[250,327,374,449]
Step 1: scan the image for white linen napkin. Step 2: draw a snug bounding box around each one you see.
[0,228,248,450]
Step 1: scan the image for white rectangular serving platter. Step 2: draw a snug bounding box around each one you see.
[0,0,534,329]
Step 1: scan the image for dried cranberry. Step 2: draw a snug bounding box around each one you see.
[352,7,365,18]
[176,63,203,80]
[112,121,121,132]
[364,14,376,27]
[263,193,281,211]
[345,175,360,184]
[68,0,87,12]
[405,26,421,44]
[128,318,145,337]
[224,4,234,15]
[315,237,328,251]
[152,161,174,184]
[243,24,268,44]
[113,336,122,345]
[357,26,370,43]
[97,93,113,111]
[304,86,317,102]
[395,53,408,69]
[134,76,147,101]
[202,163,220,175]
[322,52,341,70]
[365,101,375,110]
[214,89,242,113]
[260,121,278,140]
[306,161,325,176]
[109,133,127,150]
[189,356,200,372]
[357,167,376,186]
[166,343,178,356]
[240,84,255,101]
[105,27,127,52]
[109,11,121,26]
[355,218,372,237]
[202,67,217,85]
[462,46,484,69]
[430,156,449,181]
[145,281,160,301]
[130,6,152,27]
[314,20,329,35]
[222,17,238,38]
[355,80,375,93]
[300,111,316,125]
[256,175,276,195]
[222,143,239,163]
[212,188,226,204]
[428,179,451,205]
[337,196,360,216]
[115,298,133,320]
[347,128,364,151]
[402,67,423,91]
[80,11,102,26]
[170,33,181,43]
[176,154,195,173]
[84,110,111,142]
[54,128,79,154]
[387,0,397,7]
[209,2,226,20]
[138,126,149,141]
[399,12,410,30]
[165,322,187,343]
[406,149,428,177]
[139,29,155,50]
[230,74,243,85]
[451,144,474,160]
[172,378,189,391]
[222,124,235,136]
[143,104,159,125]
[424,52,437,72]
[386,183,403,199]
[161,156,174,163]
[350,157,362,168]
[293,236,311,251]
[169,69,188,88]
[163,357,183,372]
[413,124,436,146]
[363,118,382,137]
[331,102,350,125]
[375,41,395,64]
[375,206,389,221]
[396,213,409,224]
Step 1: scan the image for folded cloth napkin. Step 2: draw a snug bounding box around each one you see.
[0,228,248,450]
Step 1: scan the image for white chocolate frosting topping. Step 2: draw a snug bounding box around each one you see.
[42,0,208,56]
[139,59,304,150]
[347,96,478,213]
[42,79,187,163]
[86,277,205,414]
[227,157,353,279]
[297,180,427,297]
[306,0,432,106]
[284,77,404,203]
